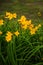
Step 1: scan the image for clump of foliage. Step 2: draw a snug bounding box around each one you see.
[0,12,43,65]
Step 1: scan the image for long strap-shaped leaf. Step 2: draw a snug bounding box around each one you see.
[7,36,17,65]
[26,45,43,61]
[24,45,43,65]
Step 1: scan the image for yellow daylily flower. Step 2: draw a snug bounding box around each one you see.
[38,24,41,28]
[6,31,13,36]
[5,31,13,42]
[28,24,34,30]
[6,12,11,16]
[21,25,27,29]
[25,20,32,26]
[20,21,27,25]
[30,28,36,35]
[18,15,26,22]
[13,13,17,18]
[0,19,4,26]
[34,26,39,30]
[0,31,2,35]
[5,13,13,20]
[14,31,19,36]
